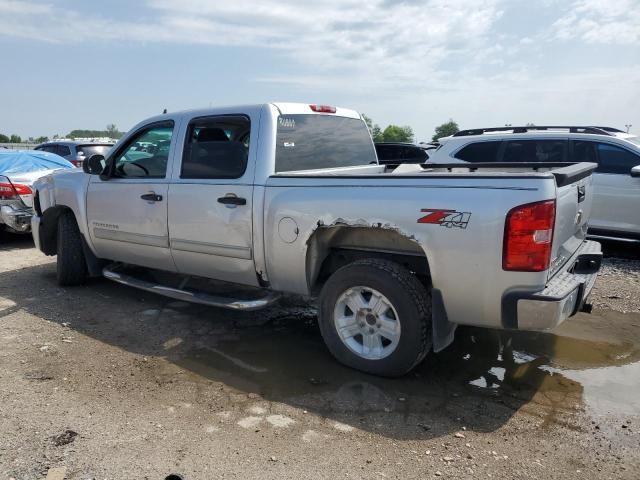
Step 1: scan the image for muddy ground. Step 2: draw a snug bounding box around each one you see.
[0,234,639,480]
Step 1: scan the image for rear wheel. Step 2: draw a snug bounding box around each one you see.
[318,258,432,377]
[56,212,88,286]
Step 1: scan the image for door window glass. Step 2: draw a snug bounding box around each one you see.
[181,115,250,179]
[454,141,501,162]
[112,123,174,178]
[595,143,640,174]
[502,140,567,163]
[572,141,597,163]
[57,145,71,157]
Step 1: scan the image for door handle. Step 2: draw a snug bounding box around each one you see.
[218,196,246,206]
[140,192,163,202]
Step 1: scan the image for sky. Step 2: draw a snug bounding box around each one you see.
[0,0,639,141]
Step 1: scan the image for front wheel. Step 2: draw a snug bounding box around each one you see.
[318,258,432,377]
[56,212,88,286]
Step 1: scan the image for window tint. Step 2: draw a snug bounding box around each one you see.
[502,140,567,163]
[403,146,428,161]
[596,143,640,174]
[181,116,250,179]
[572,141,597,163]
[275,115,376,172]
[57,145,71,157]
[455,141,500,162]
[112,122,174,178]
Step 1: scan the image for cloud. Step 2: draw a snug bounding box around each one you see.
[0,0,505,84]
[552,0,640,44]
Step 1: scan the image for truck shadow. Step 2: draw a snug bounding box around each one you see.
[2,260,639,440]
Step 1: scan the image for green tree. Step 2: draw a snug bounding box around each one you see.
[9,134,22,143]
[432,119,459,141]
[381,125,414,142]
[0,133,9,143]
[67,128,123,139]
[105,123,119,136]
[362,114,383,142]
[35,136,49,143]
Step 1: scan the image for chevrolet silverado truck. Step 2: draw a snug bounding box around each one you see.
[30,103,602,376]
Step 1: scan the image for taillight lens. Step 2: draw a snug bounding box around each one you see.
[503,199,556,272]
[0,182,32,199]
[309,104,337,113]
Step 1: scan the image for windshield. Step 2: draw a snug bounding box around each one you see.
[275,114,377,172]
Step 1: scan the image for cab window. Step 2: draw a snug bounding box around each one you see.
[111,122,174,178]
[181,115,250,179]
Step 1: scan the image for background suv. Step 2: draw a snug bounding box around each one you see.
[428,126,640,242]
[35,140,114,168]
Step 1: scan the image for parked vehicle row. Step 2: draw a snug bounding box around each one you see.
[30,103,601,376]
[35,140,114,168]
[427,126,640,242]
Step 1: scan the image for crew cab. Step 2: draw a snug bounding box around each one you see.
[30,103,602,376]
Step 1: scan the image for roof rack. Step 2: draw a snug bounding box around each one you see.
[453,126,613,137]
[589,126,626,133]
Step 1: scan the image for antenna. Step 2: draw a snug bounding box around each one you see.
[162,108,167,114]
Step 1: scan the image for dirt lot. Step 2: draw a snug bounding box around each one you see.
[1,234,639,480]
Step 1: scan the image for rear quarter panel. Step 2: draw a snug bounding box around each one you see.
[263,174,557,328]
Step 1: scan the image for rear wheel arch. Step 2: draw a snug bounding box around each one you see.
[306,225,432,295]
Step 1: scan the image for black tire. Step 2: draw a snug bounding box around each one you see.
[56,212,88,286]
[318,258,432,377]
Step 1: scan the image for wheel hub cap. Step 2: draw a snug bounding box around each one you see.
[333,287,401,360]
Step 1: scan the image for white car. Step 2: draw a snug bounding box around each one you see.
[428,126,640,242]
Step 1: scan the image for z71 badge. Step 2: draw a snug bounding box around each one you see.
[418,209,471,229]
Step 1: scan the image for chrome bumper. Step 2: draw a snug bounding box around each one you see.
[0,205,33,233]
[503,240,602,331]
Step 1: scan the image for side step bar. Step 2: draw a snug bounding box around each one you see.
[102,264,281,311]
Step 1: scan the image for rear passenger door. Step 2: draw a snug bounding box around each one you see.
[168,114,259,286]
[573,140,640,235]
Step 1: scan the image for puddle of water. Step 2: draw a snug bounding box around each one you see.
[171,306,640,425]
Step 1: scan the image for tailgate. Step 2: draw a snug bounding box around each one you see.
[549,163,597,277]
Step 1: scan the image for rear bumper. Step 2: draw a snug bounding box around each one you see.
[502,240,601,331]
[0,205,33,233]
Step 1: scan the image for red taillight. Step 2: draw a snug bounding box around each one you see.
[0,182,31,199]
[309,104,337,113]
[71,159,83,167]
[503,200,556,272]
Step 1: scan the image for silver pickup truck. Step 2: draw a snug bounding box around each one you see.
[30,103,602,376]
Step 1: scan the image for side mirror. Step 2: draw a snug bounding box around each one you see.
[83,154,105,175]
[631,165,640,178]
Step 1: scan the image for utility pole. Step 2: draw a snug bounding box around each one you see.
[625,124,632,133]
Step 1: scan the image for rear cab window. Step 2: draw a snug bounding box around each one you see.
[77,144,113,158]
[275,115,376,172]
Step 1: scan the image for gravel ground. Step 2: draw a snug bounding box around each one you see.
[1,235,639,480]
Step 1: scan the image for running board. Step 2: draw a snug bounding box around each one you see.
[102,264,281,311]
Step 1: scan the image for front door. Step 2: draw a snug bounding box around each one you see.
[86,121,177,271]
[168,114,258,286]
[573,140,640,236]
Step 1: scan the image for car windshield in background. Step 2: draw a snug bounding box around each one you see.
[275,115,376,172]
[77,145,113,157]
